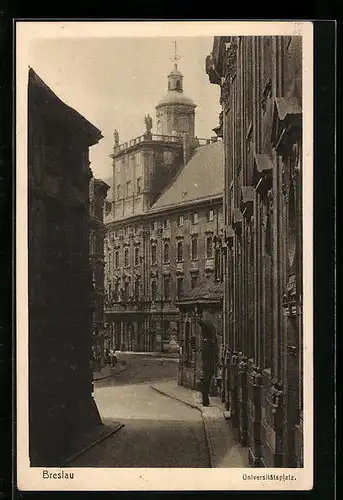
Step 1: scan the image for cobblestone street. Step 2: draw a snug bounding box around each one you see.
[70,354,210,467]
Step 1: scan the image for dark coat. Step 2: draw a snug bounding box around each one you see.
[198,317,217,375]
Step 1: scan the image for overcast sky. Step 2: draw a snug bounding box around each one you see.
[29,37,221,180]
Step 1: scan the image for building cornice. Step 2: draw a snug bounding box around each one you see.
[105,194,223,229]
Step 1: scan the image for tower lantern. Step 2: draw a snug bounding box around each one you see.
[155,41,196,138]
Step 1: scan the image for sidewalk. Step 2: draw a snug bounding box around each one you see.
[150,380,249,468]
[93,362,128,381]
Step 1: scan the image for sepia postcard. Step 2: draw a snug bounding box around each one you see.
[16,20,313,491]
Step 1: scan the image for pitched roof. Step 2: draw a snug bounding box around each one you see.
[29,68,103,146]
[148,141,223,213]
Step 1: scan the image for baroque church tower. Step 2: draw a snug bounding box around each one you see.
[155,44,196,138]
[109,43,197,221]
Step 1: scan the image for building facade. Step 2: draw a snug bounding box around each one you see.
[28,68,103,465]
[89,176,110,364]
[206,36,303,467]
[104,58,224,355]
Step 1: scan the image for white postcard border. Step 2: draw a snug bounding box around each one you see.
[16,20,314,491]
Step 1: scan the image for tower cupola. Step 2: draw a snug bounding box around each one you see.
[155,42,196,138]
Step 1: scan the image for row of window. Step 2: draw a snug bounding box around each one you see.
[108,247,141,269]
[152,238,214,263]
[106,209,219,241]
[116,178,142,198]
[107,236,215,271]
[151,210,214,230]
[107,274,197,303]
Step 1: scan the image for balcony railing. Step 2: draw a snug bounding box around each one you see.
[113,133,182,154]
[112,134,218,156]
[190,260,199,272]
[205,258,215,271]
[162,263,171,274]
[176,261,184,274]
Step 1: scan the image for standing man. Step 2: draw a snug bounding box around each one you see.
[197,310,217,406]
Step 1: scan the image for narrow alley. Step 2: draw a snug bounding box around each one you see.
[69,354,210,468]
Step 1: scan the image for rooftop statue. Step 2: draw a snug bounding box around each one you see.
[113,129,119,147]
[144,114,153,134]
